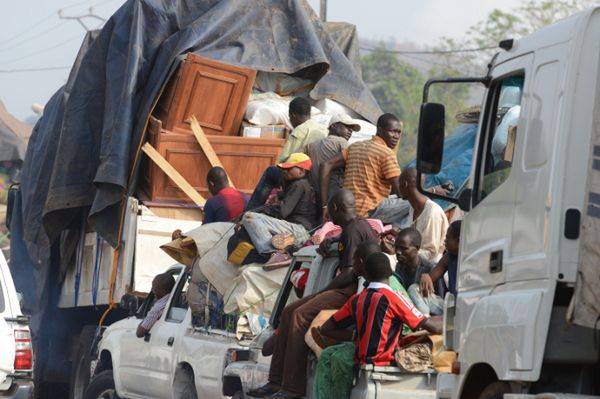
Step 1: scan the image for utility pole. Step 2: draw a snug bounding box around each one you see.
[58,8,106,31]
[320,0,327,21]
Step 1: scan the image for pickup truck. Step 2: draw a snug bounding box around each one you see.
[223,246,445,399]
[84,265,246,399]
[0,251,34,399]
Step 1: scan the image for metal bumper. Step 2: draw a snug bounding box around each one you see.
[0,380,34,399]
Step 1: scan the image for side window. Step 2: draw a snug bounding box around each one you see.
[166,272,189,323]
[477,75,524,201]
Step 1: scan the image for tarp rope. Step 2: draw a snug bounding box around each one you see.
[98,81,169,326]
[73,214,87,306]
[91,235,104,306]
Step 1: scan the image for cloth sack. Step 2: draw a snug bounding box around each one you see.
[222,264,290,316]
[395,333,457,373]
[395,333,433,372]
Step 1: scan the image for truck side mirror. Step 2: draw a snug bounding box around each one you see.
[457,188,472,212]
[417,103,445,174]
[6,183,19,232]
[120,293,139,317]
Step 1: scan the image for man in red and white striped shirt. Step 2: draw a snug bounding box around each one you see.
[320,252,442,366]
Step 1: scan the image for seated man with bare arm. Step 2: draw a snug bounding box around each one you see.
[136,273,176,338]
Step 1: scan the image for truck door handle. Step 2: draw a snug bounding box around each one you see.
[167,337,174,346]
[489,250,503,273]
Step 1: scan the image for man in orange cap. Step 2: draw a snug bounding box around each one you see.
[241,153,318,267]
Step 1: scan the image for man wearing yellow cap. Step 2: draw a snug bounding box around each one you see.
[242,153,318,267]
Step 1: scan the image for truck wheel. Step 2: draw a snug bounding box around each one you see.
[173,366,198,399]
[83,370,120,399]
[70,325,98,399]
[478,381,511,399]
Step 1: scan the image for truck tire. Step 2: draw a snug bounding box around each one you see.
[173,366,198,399]
[70,325,98,399]
[83,370,120,399]
[478,381,511,399]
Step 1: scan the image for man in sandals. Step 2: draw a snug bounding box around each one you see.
[247,189,376,398]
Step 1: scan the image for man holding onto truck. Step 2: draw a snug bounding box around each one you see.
[246,97,328,210]
[247,189,376,399]
[135,273,175,338]
[319,113,403,218]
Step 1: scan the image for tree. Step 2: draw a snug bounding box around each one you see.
[436,0,595,73]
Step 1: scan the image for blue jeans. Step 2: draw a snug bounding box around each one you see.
[408,284,444,316]
[246,166,282,211]
[242,212,310,254]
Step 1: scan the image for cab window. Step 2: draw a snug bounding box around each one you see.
[166,272,189,323]
[476,75,524,202]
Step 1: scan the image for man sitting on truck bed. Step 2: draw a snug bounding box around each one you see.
[319,252,442,366]
[247,189,377,399]
[395,227,445,316]
[246,97,328,210]
[135,273,175,338]
[242,153,318,267]
[319,113,403,218]
[203,166,248,224]
[399,167,449,262]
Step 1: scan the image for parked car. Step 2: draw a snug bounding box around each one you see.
[0,251,34,398]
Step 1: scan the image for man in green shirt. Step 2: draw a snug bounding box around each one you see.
[246,97,327,210]
[279,97,328,162]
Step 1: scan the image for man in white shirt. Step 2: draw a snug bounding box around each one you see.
[399,167,449,262]
[136,273,176,338]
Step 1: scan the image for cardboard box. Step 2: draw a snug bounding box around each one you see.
[240,122,288,139]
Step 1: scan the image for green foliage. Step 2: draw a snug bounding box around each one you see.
[361,48,426,164]
[360,0,594,165]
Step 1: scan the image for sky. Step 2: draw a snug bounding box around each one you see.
[0,0,521,121]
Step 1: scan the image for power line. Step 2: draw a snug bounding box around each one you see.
[0,21,70,52]
[360,45,497,55]
[0,34,83,65]
[0,66,71,73]
[0,0,108,47]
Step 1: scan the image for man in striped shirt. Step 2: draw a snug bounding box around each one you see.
[320,252,442,366]
[136,273,176,338]
[319,113,403,217]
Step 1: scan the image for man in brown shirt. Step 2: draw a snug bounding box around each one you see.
[319,113,403,217]
[303,114,362,205]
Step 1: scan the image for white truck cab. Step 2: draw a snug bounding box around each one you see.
[84,265,244,399]
[416,7,600,398]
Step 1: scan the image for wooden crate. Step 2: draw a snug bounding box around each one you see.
[155,53,256,136]
[140,117,285,203]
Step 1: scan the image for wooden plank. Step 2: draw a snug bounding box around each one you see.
[141,142,206,206]
[190,116,236,188]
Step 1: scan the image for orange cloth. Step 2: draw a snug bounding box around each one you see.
[342,136,401,216]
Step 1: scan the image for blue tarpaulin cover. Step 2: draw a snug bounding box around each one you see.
[12,0,381,289]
